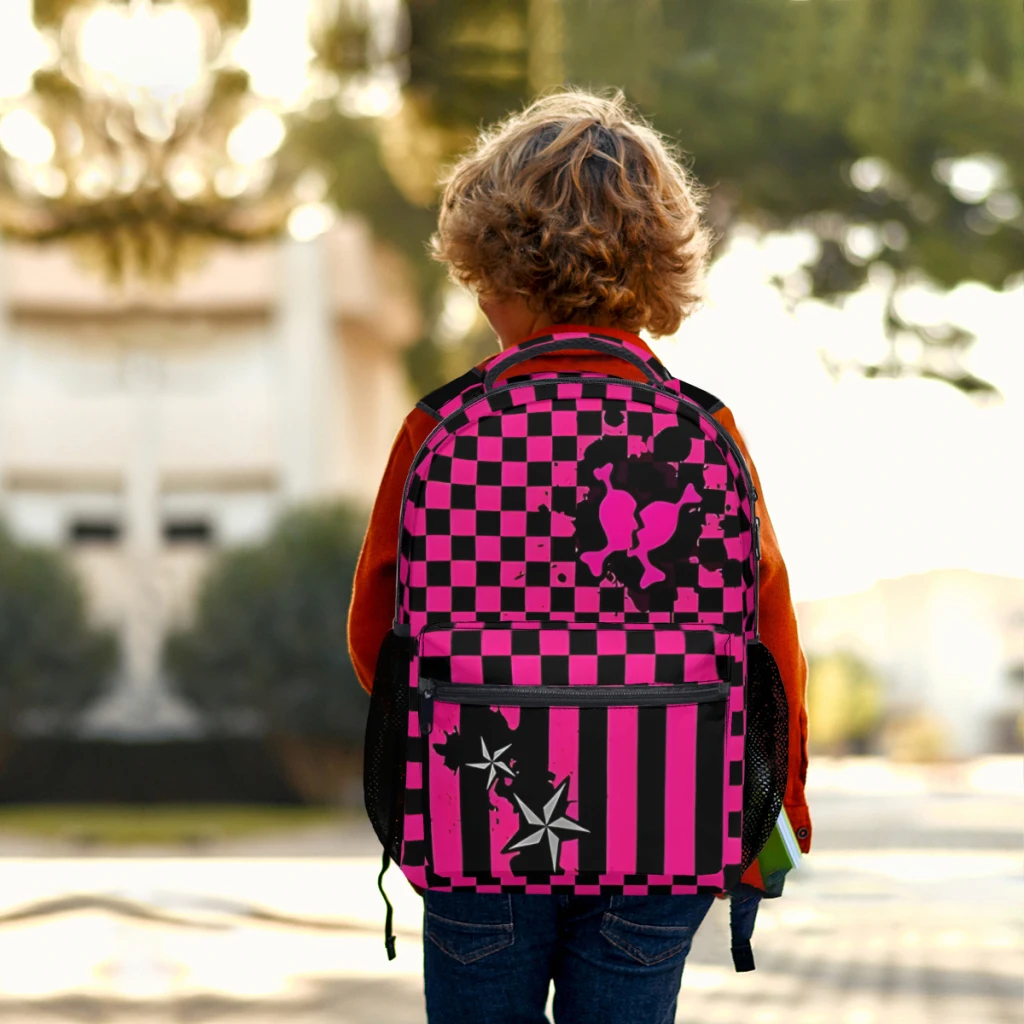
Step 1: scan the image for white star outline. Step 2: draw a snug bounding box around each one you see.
[466,737,515,789]
[505,777,589,871]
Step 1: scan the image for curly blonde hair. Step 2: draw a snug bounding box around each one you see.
[431,89,711,337]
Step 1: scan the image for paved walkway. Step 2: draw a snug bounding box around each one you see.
[0,758,1021,1023]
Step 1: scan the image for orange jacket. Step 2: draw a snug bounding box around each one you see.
[348,327,812,860]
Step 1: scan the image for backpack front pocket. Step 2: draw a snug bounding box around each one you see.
[416,623,740,889]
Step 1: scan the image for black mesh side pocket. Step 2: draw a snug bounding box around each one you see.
[740,640,789,872]
[364,630,412,861]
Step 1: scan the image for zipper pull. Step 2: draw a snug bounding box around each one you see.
[754,517,761,562]
[419,677,435,735]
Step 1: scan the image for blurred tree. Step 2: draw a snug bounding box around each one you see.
[308,0,1021,397]
[882,709,950,762]
[33,0,250,29]
[563,0,1023,398]
[0,526,116,733]
[806,650,884,755]
[298,0,540,393]
[8,1,1018,390]
[165,503,368,747]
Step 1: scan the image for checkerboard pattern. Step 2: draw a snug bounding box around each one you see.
[398,380,755,631]
[389,334,758,895]
[419,621,738,687]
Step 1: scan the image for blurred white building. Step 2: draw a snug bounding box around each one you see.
[797,569,1024,756]
[0,222,419,736]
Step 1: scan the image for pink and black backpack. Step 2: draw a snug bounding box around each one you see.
[364,331,788,967]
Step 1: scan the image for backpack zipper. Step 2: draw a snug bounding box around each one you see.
[418,678,730,735]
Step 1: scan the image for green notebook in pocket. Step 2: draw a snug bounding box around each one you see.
[757,806,803,879]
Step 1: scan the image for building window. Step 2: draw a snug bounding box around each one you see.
[69,518,122,545]
[163,518,214,545]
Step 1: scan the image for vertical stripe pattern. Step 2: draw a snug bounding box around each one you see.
[547,706,581,879]
[427,702,462,879]
[605,706,638,878]
[694,699,726,876]
[577,706,608,875]
[635,706,667,875]
[663,703,698,876]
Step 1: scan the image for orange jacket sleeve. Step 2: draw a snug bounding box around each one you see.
[713,406,811,854]
[347,410,431,693]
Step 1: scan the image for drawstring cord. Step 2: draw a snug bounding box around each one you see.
[377,849,396,960]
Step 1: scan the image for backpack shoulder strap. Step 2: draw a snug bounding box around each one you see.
[416,367,485,422]
[672,378,725,416]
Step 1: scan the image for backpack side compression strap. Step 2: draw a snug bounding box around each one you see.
[730,891,760,972]
[416,367,485,421]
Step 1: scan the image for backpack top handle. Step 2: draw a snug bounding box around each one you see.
[482,331,671,391]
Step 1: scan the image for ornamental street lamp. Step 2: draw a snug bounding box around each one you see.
[0,0,391,280]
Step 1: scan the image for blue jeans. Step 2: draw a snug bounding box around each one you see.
[423,891,716,1024]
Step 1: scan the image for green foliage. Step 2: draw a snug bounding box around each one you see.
[307,0,1022,397]
[0,526,116,731]
[0,804,335,847]
[403,0,532,130]
[286,114,444,299]
[564,0,1023,295]
[33,0,250,30]
[807,649,885,754]
[165,504,369,743]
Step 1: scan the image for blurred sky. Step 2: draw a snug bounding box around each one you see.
[652,229,1023,602]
